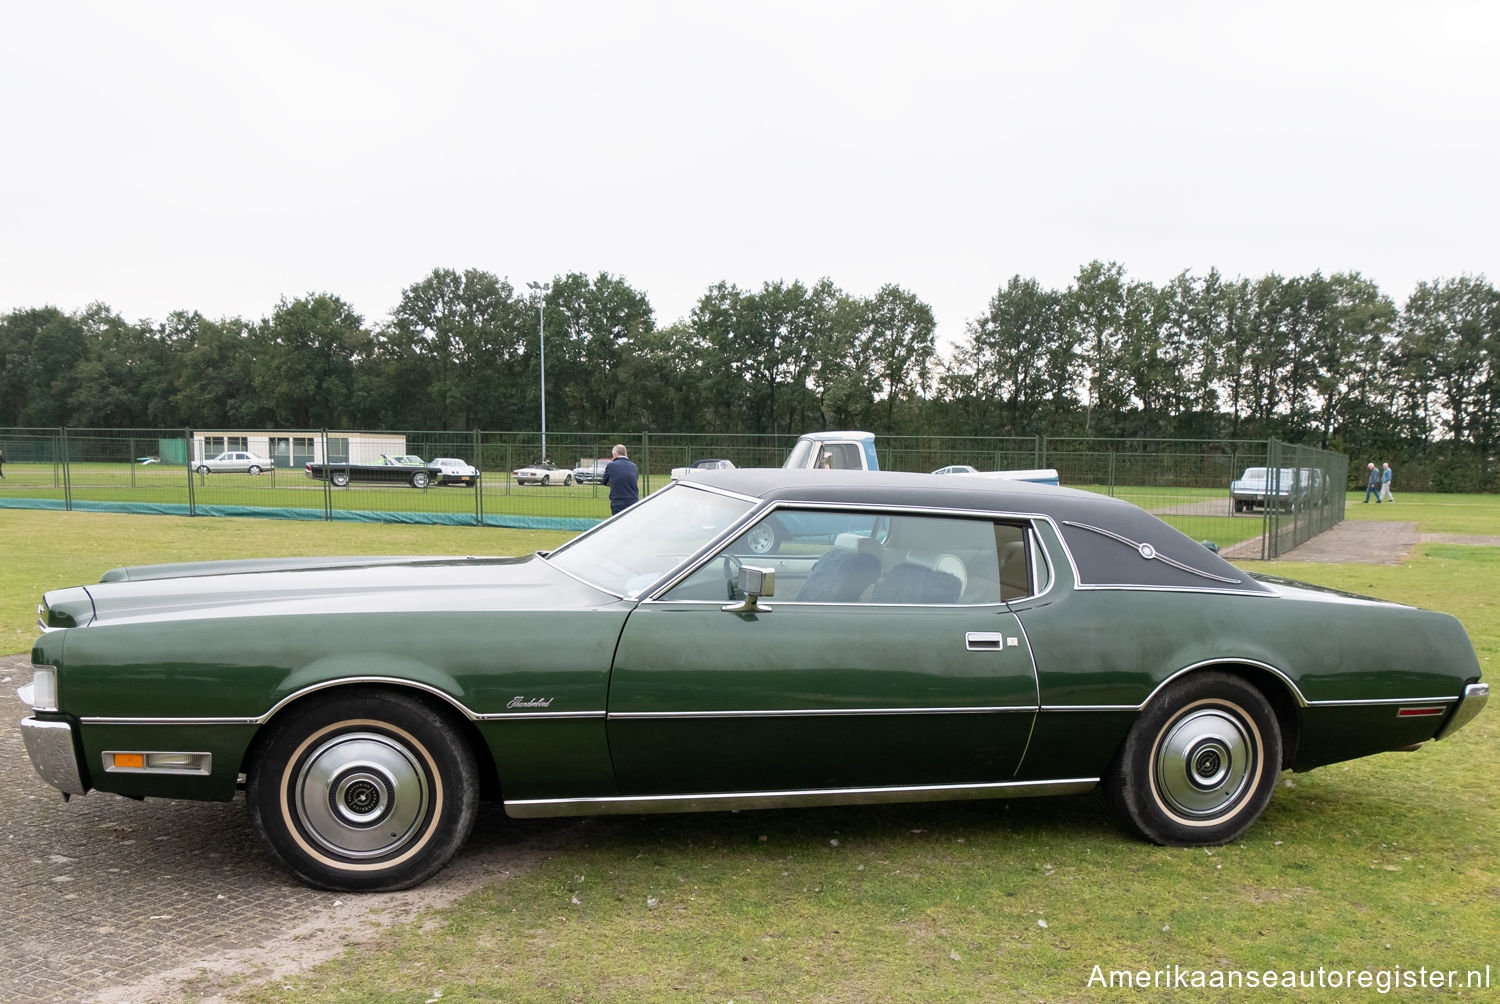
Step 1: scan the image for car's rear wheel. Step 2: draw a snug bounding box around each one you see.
[564,475,575,486]
[541,474,550,485]
[410,472,430,488]
[247,690,479,892]
[196,464,210,475]
[248,465,263,476]
[331,471,350,487]
[1106,672,1280,846]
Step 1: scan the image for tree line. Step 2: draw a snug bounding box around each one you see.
[2,262,1496,490]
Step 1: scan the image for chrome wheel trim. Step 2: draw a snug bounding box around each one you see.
[743,524,776,554]
[1152,705,1255,818]
[293,731,430,859]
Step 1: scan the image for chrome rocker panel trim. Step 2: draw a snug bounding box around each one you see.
[504,776,1099,818]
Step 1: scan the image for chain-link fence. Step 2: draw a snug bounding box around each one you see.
[0,427,1346,557]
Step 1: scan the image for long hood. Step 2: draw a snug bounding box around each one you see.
[45,554,616,628]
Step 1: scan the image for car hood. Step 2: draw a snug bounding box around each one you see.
[42,554,617,629]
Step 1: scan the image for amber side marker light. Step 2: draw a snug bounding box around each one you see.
[103,751,212,774]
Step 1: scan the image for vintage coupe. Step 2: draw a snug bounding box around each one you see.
[429,457,479,487]
[19,471,1487,892]
[304,454,441,489]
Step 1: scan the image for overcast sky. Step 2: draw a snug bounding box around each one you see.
[3,1,1495,347]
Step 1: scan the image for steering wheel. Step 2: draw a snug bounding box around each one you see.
[724,554,743,599]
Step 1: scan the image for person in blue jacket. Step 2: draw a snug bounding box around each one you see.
[602,443,639,515]
[1363,462,1381,503]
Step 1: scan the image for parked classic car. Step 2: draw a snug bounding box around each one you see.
[512,461,574,486]
[933,464,979,475]
[429,457,479,487]
[304,454,441,488]
[1230,467,1325,513]
[195,450,275,475]
[19,470,1487,892]
[573,458,610,484]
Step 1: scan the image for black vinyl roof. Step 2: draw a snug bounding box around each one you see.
[681,469,1268,593]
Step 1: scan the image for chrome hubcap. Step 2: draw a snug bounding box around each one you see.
[1154,706,1255,818]
[295,732,429,858]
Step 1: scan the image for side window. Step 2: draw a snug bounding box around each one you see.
[996,523,1033,601]
[663,510,1027,606]
[663,510,883,603]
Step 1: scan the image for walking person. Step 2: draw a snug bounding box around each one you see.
[0,446,5,478]
[1379,462,1395,503]
[602,443,639,516]
[1363,462,1381,503]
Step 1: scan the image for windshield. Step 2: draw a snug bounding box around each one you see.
[784,439,815,469]
[545,482,756,597]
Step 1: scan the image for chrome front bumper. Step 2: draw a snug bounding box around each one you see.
[20,717,87,795]
[1435,682,1490,741]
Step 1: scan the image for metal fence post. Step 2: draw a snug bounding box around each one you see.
[473,428,483,526]
[183,428,196,516]
[60,427,72,510]
[1264,439,1279,559]
[321,428,331,521]
[642,431,651,495]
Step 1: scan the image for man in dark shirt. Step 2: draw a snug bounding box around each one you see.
[602,443,639,515]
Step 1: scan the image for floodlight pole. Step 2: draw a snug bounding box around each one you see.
[527,280,551,460]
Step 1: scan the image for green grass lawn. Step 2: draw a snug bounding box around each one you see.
[4,498,1497,1002]
[0,460,630,520]
[0,510,572,655]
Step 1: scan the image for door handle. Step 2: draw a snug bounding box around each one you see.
[966,632,1009,651]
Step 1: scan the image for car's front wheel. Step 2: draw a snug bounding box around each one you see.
[564,474,574,486]
[246,690,479,892]
[541,475,550,485]
[1106,672,1281,846]
[331,471,350,487]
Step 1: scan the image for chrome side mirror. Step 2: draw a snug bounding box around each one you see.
[723,565,775,613]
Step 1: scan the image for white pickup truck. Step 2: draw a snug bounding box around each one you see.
[782,430,1058,485]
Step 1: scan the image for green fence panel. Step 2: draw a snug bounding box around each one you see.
[0,426,1351,558]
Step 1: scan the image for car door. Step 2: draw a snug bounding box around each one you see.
[606,509,1040,796]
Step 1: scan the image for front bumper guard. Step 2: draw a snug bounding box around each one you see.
[20,717,87,796]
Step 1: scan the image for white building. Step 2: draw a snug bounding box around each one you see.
[194,431,408,469]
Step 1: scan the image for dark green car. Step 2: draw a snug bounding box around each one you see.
[19,471,1488,892]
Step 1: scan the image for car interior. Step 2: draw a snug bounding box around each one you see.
[664,511,1036,605]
